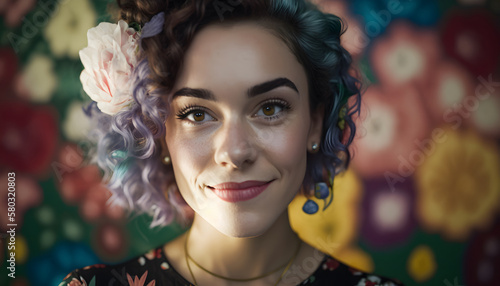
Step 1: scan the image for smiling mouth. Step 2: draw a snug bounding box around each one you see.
[208,180,273,202]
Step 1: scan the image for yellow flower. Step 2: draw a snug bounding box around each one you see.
[14,235,28,264]
[407,245,436,282]
[415,128,500,240]
[288,169,362,255]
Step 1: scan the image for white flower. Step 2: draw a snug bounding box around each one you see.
[19,54,57,103]
[356,275,382,286]
[79,20,140,115]
[63,101,91,141]
[44,0,96,58]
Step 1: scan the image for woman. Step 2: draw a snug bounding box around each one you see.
[61,0,403,285]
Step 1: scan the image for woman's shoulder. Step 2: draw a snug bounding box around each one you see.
[301,254,404,286]
[59,245,190,286]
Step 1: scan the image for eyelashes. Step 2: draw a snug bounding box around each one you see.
[176,104,210,120]
[255,98,291,121]
[175,98,292,125]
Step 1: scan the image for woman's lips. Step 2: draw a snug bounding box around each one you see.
[209,180,272,202]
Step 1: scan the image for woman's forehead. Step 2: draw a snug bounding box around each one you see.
[173,21,308,97]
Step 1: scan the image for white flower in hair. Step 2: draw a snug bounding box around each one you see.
[79,20,140,115]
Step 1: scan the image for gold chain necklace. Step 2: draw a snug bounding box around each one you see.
[184,227,302,286]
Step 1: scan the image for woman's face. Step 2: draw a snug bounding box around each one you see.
[164,21,322,237]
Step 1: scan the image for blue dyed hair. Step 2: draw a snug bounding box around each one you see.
[89,0,361,228]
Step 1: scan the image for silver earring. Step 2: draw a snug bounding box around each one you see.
[163,156,171,165]
[311,142,319,152]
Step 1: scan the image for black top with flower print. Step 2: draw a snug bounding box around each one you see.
[59,245,404,286]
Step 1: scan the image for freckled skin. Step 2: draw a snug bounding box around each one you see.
[163,21,324,285]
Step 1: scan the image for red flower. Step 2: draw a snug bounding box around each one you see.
[441,9,500,76]
[323,258,340,271]
[57,144,124,221]
[0,48,18,96]
[144,248,162,260]
[0,101,58,175]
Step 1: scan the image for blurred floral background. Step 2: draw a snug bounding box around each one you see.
[0,0,499,285]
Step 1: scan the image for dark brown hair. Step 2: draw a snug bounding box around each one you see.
[117,0,271,93]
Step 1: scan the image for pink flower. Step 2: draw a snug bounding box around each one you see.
[67,277,87,286]
[79,20,139,115]
[351,84,431,178]
[370,21,440,88]
[127,271,156,286]
[93,221,128,259]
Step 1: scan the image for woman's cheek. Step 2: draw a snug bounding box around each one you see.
[257,122,309,169]
[172,133,212,170]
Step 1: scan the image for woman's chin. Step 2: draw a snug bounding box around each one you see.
[209,213,272,238]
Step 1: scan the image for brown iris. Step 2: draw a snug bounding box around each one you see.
[262,104,275,116]
[193,111,205,121]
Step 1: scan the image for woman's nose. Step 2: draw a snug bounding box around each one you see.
[214,119,257,169]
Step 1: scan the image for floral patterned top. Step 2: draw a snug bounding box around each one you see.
[59,246,404,286]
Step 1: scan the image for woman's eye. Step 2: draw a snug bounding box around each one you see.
[176,107,215,124]
[262,104,276,116]
[186,110,213,123]
[257,103,282,116]
[257,103,283,117]
[189,111,206,122]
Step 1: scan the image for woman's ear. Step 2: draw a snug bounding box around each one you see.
[307,105,324,152]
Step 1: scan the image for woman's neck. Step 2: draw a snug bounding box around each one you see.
[181,211,300,285]
[163,209,326,286]
[187,210,301,279]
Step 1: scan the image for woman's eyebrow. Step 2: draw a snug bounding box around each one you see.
[248,77,299,97]
[172,87,215,101]
[172,77,299,101]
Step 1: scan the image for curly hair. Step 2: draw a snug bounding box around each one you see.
[88,0,361,228]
